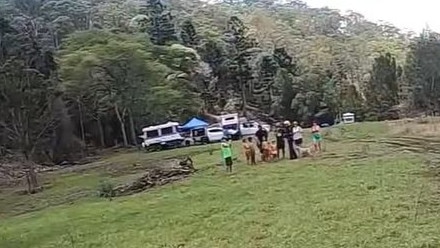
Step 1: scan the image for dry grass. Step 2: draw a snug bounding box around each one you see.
[387,117,440,137]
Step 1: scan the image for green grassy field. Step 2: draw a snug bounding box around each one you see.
[2,122,440,248]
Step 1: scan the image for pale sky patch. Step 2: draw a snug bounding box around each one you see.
[304,0,440,33]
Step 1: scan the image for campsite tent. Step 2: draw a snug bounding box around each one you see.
[180,117,209,130]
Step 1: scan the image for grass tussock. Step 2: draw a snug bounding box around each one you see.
[387,117,440,137]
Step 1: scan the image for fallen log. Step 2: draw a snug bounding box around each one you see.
[113,157,196,197]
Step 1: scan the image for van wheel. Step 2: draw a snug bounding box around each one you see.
[201,137,209,144]
[185,140,191,146]
[154,144,163,151]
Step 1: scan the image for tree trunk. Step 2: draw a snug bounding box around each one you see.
[97,117,105,147]
[128,109,138,146]
[24,153,39,194]
[240,77,248,116]
[114,104,128,147]
[78,99,86,156]
[78,100,86,143]
[26,168,39,194]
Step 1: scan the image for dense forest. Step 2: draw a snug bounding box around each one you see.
[2,0,440,190]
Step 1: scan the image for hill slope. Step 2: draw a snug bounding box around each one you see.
[2,121,440,247]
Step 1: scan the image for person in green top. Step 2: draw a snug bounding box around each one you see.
[221,138,233,172]
[311,121,322,152]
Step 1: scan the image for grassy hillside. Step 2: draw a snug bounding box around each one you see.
[2,121,440,247]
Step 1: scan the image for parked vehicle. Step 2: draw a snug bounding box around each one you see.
[206,127,226,143]
[209,123,222,128]
[314,110,335,127]
[240,121,259,136]
[182,127,209,146]
[342,112,355,124]
[240,121,271,136]
[220,113,240,140]
[140,122,184,151]
[180,117,210,146]
[261,123,271,132]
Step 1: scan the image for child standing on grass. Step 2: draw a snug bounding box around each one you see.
[311,121,322,152]
[242,137,257,165]
[270,140,278,161]
[261,141,271,162]
[221,138,233,172]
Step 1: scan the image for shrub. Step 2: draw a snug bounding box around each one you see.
[97,180,115,199]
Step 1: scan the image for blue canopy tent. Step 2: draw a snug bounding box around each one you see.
[179,118,210,144]
[180,117,209,130]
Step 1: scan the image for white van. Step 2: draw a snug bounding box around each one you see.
[140,122,184,151]
[220,113,240,139]
[221,113,239,130]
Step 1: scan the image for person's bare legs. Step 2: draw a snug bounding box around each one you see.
[251,152,256,165]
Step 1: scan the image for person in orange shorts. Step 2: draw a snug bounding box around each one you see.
[261,141,271,162]
[270,140,278,161]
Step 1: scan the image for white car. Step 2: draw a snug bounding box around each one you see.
[261,123,271,132]
[240,121,271,136]
[207,127,225,143]
[240,121,259,136]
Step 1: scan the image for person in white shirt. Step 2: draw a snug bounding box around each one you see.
[292,121,303,147]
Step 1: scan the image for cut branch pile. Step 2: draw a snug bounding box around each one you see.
[0,162,57,187]
[113,157,196,196]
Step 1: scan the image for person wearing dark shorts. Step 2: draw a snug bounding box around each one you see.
[255,125,268,153]
[224,156,233,171]
[276,128,285,159]
[292,121,303,147]
[221,138,233,172]
[283,121,298,160]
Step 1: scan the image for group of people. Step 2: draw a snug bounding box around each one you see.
[220,120,323,172]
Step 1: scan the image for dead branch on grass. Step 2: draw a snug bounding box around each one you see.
[112,157,197,197]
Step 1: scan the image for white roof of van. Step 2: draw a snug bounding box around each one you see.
[142,122,180,132]
[220,113,238,118]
